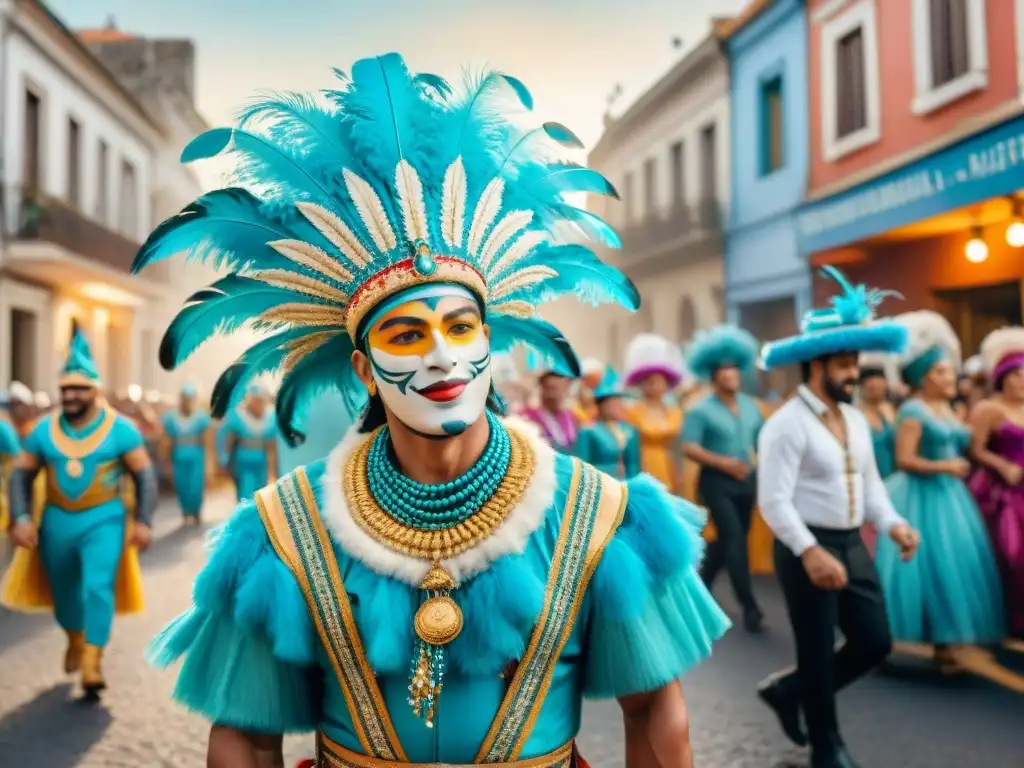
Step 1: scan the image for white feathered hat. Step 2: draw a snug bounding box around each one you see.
[980,326,1024,383]
[858,350,888,375]
[963,354,985,377]
[885,310,961,388]
[623,333,684,388]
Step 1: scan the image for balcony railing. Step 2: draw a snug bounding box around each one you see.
[3,186,142,274]
[618,197,724,255]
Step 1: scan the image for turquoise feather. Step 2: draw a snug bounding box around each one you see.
[487,314,580,376]
[541,122,583,148]
[498,73,533,109]
[159,275,299,370]
[513,244,640,310]
[210,328,318,418]
[527,163,619,199]
[275,334,356,444]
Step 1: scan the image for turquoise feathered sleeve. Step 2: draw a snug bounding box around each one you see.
[583,474,731,699]
[147,500,320,733]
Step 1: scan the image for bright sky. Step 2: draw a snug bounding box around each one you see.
[51,0,745,166]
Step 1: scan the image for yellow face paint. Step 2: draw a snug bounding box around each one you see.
[367,295,482,358]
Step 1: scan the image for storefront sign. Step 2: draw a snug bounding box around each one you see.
[796,113,1024,254]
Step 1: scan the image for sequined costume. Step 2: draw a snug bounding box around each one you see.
[141,54,729,767]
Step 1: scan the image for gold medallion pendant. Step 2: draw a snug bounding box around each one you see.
[414,595,463,646]
[65,459,84,478]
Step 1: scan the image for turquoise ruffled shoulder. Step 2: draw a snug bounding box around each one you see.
[583,473,731,699]
[146,467,323,733]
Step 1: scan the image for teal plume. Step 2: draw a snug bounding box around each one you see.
[61,328,102,384]
[135,53,629,444]
[803,266,902,332]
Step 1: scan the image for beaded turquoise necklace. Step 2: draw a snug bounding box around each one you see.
[366,410,510,529]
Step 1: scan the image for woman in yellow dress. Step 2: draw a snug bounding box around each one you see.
[623,334,685,493]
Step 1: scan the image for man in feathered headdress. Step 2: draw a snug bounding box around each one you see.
[161,381,213,525]
[2,328,155,698]
[680,324,765,633]
[755,267,920,768]
[142,54,729,768]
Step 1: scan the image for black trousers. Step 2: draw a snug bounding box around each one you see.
[698,468,759,611]
[773,527,893,751]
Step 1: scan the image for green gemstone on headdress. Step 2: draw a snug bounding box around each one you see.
[413,241,437,276]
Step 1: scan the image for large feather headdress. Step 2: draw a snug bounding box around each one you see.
[133,54,637,444]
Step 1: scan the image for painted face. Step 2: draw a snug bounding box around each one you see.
[365,287,490,436]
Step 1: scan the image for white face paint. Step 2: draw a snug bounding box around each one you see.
[364,287,491,437]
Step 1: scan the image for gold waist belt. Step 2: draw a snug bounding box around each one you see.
[45,477,120,512]
[317,734,574,768]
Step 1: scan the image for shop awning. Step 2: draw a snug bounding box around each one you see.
[796,112,1024,255]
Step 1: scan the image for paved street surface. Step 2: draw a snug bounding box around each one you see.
[1,495,1022,767]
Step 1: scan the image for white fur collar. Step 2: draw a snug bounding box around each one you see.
[321,416,558,587]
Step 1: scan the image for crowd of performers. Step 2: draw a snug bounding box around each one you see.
[0,51,1020,768]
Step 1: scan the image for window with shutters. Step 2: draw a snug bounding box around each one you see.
[669,141,685,208]
[760,76,784,175]
[642,158,657,219]
[911,0,987,115]
[820,1,881,162]
[67,118,81,208]
[623,171,635,224]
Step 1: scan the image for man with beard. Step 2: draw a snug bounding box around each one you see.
[141,54,730,768]
[755,268,920,768]
[2,329,156,698]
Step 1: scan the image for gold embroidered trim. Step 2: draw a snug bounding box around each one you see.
[48,408,117,460]
[255,470,407,761]
[344,258,488,341]
[317,730,574,768]
[342,425,535,562]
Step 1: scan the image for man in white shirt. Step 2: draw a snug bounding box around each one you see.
[754,267,921,768]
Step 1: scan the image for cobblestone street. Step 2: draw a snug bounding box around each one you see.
[1,494,1022,767]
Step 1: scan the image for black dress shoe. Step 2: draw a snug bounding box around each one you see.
[743,606,764,634]
[810,745,862,768]
[756,678,806,746]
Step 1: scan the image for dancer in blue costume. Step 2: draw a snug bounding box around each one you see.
[681,324,765,633]
[573,366,641,479]
[878,310,1005,667]
[3,329,157,697]
[162,382,212,525]
[140,54,729,768]
[219,384,278,501]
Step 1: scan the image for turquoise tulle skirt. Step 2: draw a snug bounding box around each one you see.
[876,472,1005,644]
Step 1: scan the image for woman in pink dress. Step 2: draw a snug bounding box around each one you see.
[968,327,1024,640]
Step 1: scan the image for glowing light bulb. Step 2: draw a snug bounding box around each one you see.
[1007,221,1024,247]
[965,237,989,263]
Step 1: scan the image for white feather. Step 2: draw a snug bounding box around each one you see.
[479,210,533,270]
[343,169,397,253]
[623,333,683,381]
[980,326,1024,372]
[440,157,467,248]
[489,265,557,302]
[295,201,373,269]
[467,177,504,256]
[394,159,429,246]
[487,230,547,279]
[267,239,353,283]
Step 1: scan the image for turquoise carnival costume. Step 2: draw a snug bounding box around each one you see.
[162,382,212,521]
[572,366,640,479]
[140,54,729,767]
[857,353,895,479]
[1,330,155,696]
[681,325,764,628]
[219,384,278,500]
[877,310,1005,644]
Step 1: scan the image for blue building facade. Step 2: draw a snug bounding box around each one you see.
[724,0,810,347]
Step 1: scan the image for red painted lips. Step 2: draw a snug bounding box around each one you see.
[415,379,468,402]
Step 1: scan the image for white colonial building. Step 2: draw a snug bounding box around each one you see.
[81,20,253,399]
[0,0,167,394]
[552,23,732,367]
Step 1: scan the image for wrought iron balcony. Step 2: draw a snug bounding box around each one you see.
[4,186,142,274]
[610,197,725,280]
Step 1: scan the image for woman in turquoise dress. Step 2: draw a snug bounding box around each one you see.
[219,385,278,501]
[878,311,1005,666]
[161,382,212,524]
[572,366,641,479]
[857,355,895,555]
